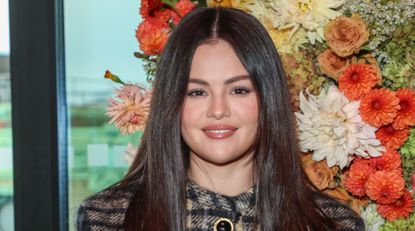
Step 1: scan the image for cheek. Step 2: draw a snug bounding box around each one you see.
[181,101,203,132]
[233,97,259,124]
[181,102,206,151]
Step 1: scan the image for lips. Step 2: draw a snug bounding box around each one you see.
[202,124,238,139]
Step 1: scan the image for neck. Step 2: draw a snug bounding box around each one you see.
[187,151,256,197]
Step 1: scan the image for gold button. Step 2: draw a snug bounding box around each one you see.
[214,217,234,231]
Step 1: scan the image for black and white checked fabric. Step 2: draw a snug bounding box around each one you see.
[76,181,364,231]
[185,180,257,230]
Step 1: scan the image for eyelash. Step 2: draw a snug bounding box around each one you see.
[186,86,252,97]
[232,86,251,95]
[186,89,206,97]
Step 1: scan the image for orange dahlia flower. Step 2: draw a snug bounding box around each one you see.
[344,158,374,197]
[140,0,164,19]
[365,170,405,204]
[136,18,169,56]
[392,88,415,129]
[352,54,382,85]
[370,149,402,172]
[359,88,400,127]
[338,63,379,100]
[175,0,196,17]
[377,190,414,221]
[376,125,409,149]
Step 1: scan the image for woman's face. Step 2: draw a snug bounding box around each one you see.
[181,39,259,165]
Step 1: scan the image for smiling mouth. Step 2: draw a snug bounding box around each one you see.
[205,129,234,133]
[203,129,237,139]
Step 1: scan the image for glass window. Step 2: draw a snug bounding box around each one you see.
[64,1,146,230]
[0,0,10,56]
[0,0,13,230]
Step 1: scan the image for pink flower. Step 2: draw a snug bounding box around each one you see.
[107,84,152,134]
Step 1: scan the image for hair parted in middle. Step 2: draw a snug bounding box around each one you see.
[116,7,338,231]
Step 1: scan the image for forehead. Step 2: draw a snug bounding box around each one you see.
[189,39,249,82]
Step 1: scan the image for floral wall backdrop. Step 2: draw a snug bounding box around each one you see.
[105,0,415,230]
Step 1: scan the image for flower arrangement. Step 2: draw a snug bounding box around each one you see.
[104,0,415,229]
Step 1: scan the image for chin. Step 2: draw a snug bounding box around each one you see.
[204,156,239,166]
[195,150,252,166]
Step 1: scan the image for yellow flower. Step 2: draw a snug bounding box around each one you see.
[269,27,308,54]
[206,0,254,10]
[247,1,307,54]
[206,0,235,7]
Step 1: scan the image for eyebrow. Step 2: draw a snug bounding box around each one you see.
[188,75,250,86]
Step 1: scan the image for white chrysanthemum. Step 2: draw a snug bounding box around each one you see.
[295,85,384,168]
[361,204,385,231]
[271,0,344,44]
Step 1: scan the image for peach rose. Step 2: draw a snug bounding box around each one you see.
[318,49,350,80]
[301,153,338,190]
[325,16,369,57]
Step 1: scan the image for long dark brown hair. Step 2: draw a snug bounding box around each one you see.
[114,7,337,230]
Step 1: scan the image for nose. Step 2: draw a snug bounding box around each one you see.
[206,95,231,120]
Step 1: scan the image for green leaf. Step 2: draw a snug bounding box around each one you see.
[161,0,178,8]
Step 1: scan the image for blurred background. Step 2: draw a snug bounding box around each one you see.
[0,0,147,230]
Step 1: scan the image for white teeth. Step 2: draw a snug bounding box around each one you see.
[206,130,232,133]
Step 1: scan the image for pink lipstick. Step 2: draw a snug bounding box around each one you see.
[202,124,238,139]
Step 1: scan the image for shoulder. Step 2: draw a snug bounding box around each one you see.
[76,185,134,231]
[314,192,365,231]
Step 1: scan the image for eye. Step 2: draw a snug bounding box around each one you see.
[231,86,251,95]
[186,89,207,97]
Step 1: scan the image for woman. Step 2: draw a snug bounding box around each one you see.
[77,7,364,231]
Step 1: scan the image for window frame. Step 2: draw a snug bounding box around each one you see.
[9,0,68,230]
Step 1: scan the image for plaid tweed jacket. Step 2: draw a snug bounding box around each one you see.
[76,181,364,231]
